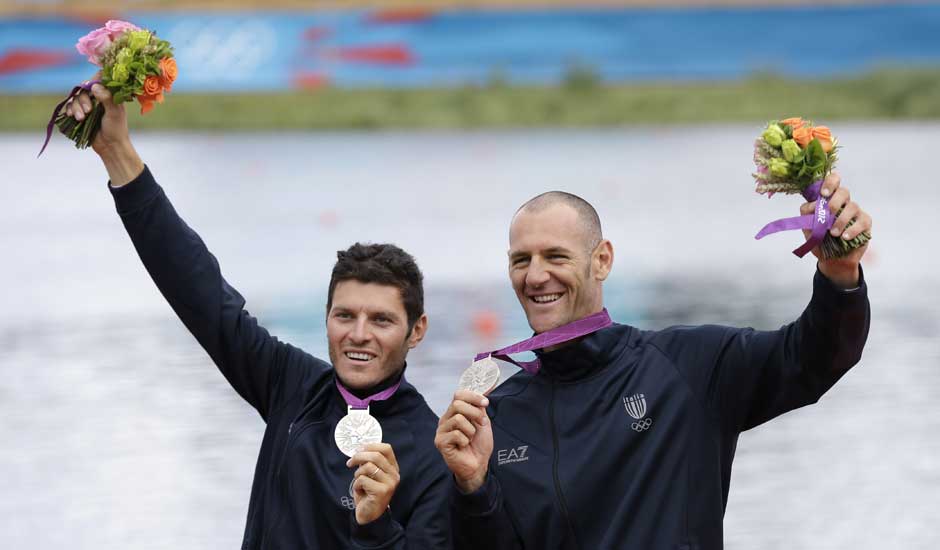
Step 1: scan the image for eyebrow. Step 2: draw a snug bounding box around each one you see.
[330,306,403,323]
[508,246,574,261]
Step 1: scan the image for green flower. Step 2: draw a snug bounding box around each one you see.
[127,30,151,51]
[762,124,786,147]
[111,63,129,84]
[116,47,133,65]
[769,158,790,177]
[781,139,804,163]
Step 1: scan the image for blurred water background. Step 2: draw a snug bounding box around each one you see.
[2,0,940,548]
[3,126,938,549]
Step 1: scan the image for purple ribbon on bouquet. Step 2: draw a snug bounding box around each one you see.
[335,377,402,409]
[474,308,613,374]
[38,79,101,158]
[754,179,834,258]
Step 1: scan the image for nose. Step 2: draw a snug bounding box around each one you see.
[525,257,550,288]
[349,314,371,343]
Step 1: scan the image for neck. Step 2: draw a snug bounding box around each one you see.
[342,365,405,400]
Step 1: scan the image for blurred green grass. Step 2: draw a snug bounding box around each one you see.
[5,68,940,131]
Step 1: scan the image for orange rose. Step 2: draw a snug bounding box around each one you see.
[812,126,834,153]
[143,75,163,96]
[780,117,805,130]
[137,90,164,115]
[159,57,178,92]
[792,126,814,148]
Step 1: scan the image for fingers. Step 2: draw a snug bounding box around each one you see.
[66,92,91,121]
[446,397,489,426]
[348,444,398,475]
[841,209,872,240]
[440,391,489,424]
[352,461,399,487]
[455,389,489,408]
[435,428,471,449]
[826,187,850,215]
[90,83,115,111]
[352,473,396,501]
[829,200,859,238]
[820,171,841,198]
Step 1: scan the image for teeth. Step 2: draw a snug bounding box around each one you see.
[346,352,374,361]
[533,293,562,304]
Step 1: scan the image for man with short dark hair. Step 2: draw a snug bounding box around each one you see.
[66,84,450,549]
[436,185,872,549]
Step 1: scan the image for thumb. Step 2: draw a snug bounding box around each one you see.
[90,83,115,111]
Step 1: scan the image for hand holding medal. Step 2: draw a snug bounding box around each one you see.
[436,309,615,493]
[333,378,401,523]
[346,443,401,525]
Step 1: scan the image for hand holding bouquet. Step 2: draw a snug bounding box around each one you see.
[39,20,177,156]
[751,117,871,259]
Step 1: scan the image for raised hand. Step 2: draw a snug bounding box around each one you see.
[64,76,142,186]
[799,172,873,288]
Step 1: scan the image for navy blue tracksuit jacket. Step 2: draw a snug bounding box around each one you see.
[109,166,451,549]
[453,269,870,549]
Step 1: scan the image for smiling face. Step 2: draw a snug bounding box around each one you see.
[508,202,613,334]
[327,280,427,391]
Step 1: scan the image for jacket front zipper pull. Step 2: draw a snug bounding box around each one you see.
[288,422,293,434]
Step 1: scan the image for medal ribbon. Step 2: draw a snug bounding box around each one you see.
[754,179,834,258]
[475,308,613,374]
[334,377,402,409]
[38,79,101,158]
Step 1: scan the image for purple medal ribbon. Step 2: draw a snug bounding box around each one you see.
[38,79,101,158]
[475,308,613,374]
[335,377,402,409]
[754,179,834,258]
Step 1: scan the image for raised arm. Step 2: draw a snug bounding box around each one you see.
[665,175,872,433]
[67,83,309,419]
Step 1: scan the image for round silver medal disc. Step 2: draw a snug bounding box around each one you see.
[334,407,383,458]
[457,357,501,395]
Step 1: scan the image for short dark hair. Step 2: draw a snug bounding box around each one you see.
[515,191,603,251]
[326,243,425,330]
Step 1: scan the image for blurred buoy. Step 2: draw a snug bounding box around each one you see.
[318,210,339,228]
[472,310,500,339]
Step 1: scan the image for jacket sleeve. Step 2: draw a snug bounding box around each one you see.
[449,471,524,550]
[109,165,314,420]
[663,266,870,434]
[349,454,453,549]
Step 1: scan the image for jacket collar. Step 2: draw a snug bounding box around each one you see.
[535,324,629,382]
[331,363,414,417]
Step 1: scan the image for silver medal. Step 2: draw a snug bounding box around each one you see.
[457,356,501,395]
[334,406,383,458]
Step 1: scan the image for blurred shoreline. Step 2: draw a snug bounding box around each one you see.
[5,68,940,130]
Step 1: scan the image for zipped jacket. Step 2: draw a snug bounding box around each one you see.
[452,268,870,549]
[109,166,451,549]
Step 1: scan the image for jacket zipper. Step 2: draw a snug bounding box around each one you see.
[549,380,582,549]
[258,421,301,549]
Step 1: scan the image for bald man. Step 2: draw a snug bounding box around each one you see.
[435,180,872,549]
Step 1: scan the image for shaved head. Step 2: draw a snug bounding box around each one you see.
[513,191,603,252]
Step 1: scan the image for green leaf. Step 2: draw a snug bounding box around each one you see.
[804,139,827,172]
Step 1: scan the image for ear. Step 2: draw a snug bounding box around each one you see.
[406,314,428,349]
[593,239,614,281]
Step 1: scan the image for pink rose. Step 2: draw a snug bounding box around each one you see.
[75,27,112,66]
[104,19,141,39]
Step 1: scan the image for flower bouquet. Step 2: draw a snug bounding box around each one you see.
[39,20,177,156]
[751,117,870,259]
